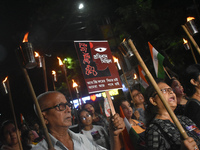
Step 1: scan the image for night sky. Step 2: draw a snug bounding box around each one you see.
[0,0,199,125]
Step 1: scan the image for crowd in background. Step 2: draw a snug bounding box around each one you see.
[1,64,200,149]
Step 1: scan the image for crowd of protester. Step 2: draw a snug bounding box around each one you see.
[1,64,200,150]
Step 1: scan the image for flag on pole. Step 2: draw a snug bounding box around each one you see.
[20,113,25,124]
[104,97,111,117]
[148,42,165,79]
[119,106,139,150]
[138,65,149,89]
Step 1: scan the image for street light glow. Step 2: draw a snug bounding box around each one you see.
[78,3,84,9]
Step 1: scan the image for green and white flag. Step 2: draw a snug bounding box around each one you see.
[148,42,165,79]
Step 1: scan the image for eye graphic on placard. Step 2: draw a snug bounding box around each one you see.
[94,47,107,52]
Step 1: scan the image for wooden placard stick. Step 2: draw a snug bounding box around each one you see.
[6,78,23,150]
[128,39,188,139]
[21,68,54,149]
[105,91,116,115]
[182,25,200,55]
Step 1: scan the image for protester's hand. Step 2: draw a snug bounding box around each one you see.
[134,110,140,120]
[110,113,125,136]
[181,137,199,150]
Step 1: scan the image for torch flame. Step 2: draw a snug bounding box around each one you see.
[123,38,126,42]
[133,73,137,80]
[72,79,78,88]
[52,70,56,75]
[22,32,29,43]
[57,57,63,66]
[187,17,195,22]
[183,38,188,44]
[34,51,40,57]
[2,76,8,83]
[112,56,118,63]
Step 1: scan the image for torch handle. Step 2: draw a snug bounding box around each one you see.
[6,79,23,150]
[22,68,54,149]
[182,25,200,55]
[128,39,188,139]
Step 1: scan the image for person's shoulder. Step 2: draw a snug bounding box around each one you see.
[31,139,47,150]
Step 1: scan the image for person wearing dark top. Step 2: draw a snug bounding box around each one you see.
[145,79,200,150]
[182,64,200,128]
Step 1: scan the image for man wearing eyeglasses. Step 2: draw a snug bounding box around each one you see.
[31,91,125,150]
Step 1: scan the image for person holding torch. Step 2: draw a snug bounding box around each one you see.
[145,79,200,150]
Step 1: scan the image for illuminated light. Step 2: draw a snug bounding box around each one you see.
[79,3,84,9]
[22,32,29,43]
[34,51,40,57]
[72,79,78,88]
[123,38,126,42]
[57,57,63,66]
[102,89,119,98]
[112,56,121,70]
[133,73,137,80]
[52,70,56,75]
[90,95,96,101]
[3,76,8,83]
[2,76,8,94]
[187,17,195,22]
[183,38,188,44]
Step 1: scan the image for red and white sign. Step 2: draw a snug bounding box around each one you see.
[74,40,122,94]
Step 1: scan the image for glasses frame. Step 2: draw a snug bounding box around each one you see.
[81,114,91,121]
[42,102,72,112]
[151,87,173,98]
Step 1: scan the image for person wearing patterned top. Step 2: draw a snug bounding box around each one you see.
[145,79,200,150]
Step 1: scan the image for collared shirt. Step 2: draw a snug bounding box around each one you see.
[31,129,107,150]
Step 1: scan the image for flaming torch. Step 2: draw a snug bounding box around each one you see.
[57,57,73,100]
[182,18,200,55]
[183,38,198,64]
[2,76,8,94]
[183,38,190,50]
[119,38,134,57]
[17,33,54,149]
[19,32,37,69]
[112,56,121,70]
[51,70,57,91]
[2,77,23,150]
[72,79,81,109]
[35,51,48,91]
[185,17,198,35]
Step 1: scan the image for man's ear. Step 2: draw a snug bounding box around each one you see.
[190,79,198,86]
[149,97,157,106]
[42,112,48,125]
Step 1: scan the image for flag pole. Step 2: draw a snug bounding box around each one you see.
[6,78,23,150]
[128,39,188,139]
[182,25,200,55]
[163,66,171,79]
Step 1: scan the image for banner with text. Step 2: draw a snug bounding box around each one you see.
[74,40,122,94]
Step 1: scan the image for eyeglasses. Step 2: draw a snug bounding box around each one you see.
[42,102,72,112]
[80,114,91,121]
[152,87,173,97]
[132,92,141,98]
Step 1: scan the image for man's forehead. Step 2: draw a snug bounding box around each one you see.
[39,92,66,107]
